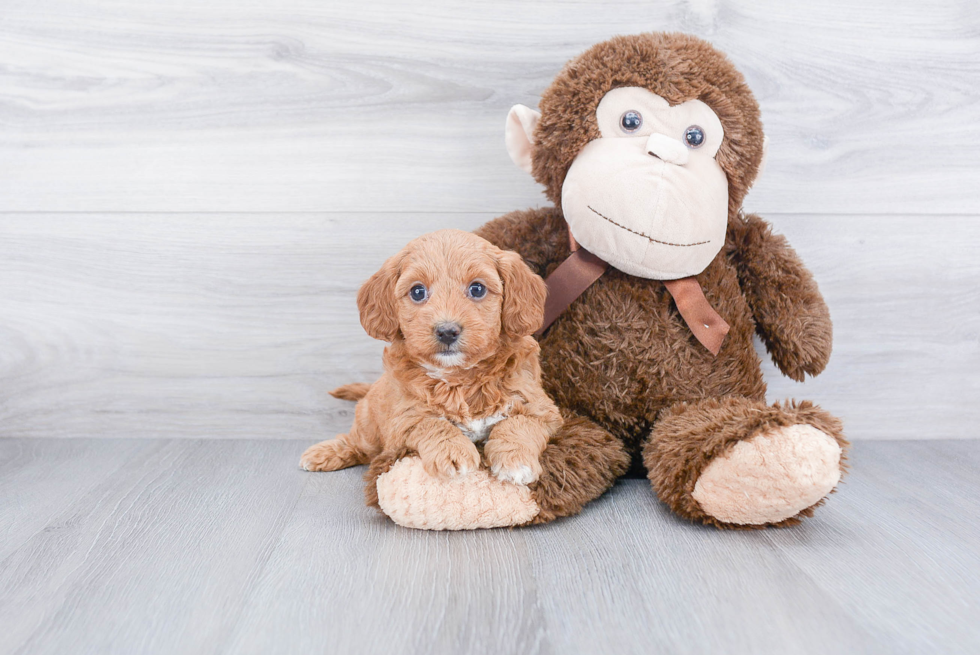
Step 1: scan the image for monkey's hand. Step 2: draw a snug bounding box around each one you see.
[727,213,833,381]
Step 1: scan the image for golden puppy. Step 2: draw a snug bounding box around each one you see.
[300,229,562,484]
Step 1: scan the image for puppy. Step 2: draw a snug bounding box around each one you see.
[300,229,562,484]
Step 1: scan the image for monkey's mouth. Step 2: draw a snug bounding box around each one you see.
[587,206,710,248]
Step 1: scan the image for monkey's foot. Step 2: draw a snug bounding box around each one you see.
[691,424,842,525]
[364,415,630,529]
[376,456,539,530]
[645,397,848,528]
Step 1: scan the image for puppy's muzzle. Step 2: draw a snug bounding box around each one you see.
[434,322,462,346]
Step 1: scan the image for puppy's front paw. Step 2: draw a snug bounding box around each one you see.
[300,440,347,472]
[484,440,542,485]
[424,439,481,479]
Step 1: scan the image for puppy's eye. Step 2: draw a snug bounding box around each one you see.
[620,110,642,133]
[467,281,487,299]
[409,284,427,303]
[684,125,705,148]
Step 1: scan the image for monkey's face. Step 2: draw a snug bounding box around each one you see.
[560,87,729,280]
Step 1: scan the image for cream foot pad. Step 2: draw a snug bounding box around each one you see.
[376,456,540,530]
[692,424,842,525]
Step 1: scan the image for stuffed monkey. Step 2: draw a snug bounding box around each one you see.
[365,32,848,530]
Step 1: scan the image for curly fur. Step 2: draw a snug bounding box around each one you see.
[302,230,562,490]
[329,383,370,402]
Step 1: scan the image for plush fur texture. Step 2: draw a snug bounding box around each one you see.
[301,230,562,488]
[364,445,417,510]
[474,201,846,527]
[643,397,847,529]
[376,455,540,530]
[531,33,765,219]
[360,33,848,529]
[527,413,632,524]
[362,416,632,526]
[477,207,771,458]
[470,33,846,527]
[692,424,842,525]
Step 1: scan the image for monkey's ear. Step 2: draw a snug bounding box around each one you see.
[356,253,403,342]
[756,134,769,182]
[505,104,541,174]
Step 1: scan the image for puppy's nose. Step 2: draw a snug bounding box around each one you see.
[434,322,462,346]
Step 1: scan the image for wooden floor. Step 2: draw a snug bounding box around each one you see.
[1,438,977,655]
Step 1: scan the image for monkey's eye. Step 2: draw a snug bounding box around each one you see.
[467,281,487,300]
[409,284,428,303]
[620,110,643,133]
[684,125,705,148]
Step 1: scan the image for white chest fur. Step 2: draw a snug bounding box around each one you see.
[454,414,506,443]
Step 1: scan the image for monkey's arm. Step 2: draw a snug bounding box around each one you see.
[475,207,569,278]
[726,213,833,381]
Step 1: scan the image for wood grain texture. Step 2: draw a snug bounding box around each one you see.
[0,438,148,562]
[0,439,306,655]
[1,213,977,441]
[766,440,980,653]
[0,438,977,655]
[0,0,978,214]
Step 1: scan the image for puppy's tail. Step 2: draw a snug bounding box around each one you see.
[329,382,371,402]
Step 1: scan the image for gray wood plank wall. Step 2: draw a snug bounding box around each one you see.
[1,0,978,441]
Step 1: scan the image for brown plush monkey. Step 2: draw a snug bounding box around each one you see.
[366,32,848,530]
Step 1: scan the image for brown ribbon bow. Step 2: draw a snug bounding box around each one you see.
[533,245,730,356]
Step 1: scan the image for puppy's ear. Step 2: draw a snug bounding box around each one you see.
[357,253,403,342]
[496,248,547,338]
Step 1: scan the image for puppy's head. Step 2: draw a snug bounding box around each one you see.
[357,229,546,369]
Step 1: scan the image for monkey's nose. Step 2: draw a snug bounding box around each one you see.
[646,133,689,165]
[434,322,462,346]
